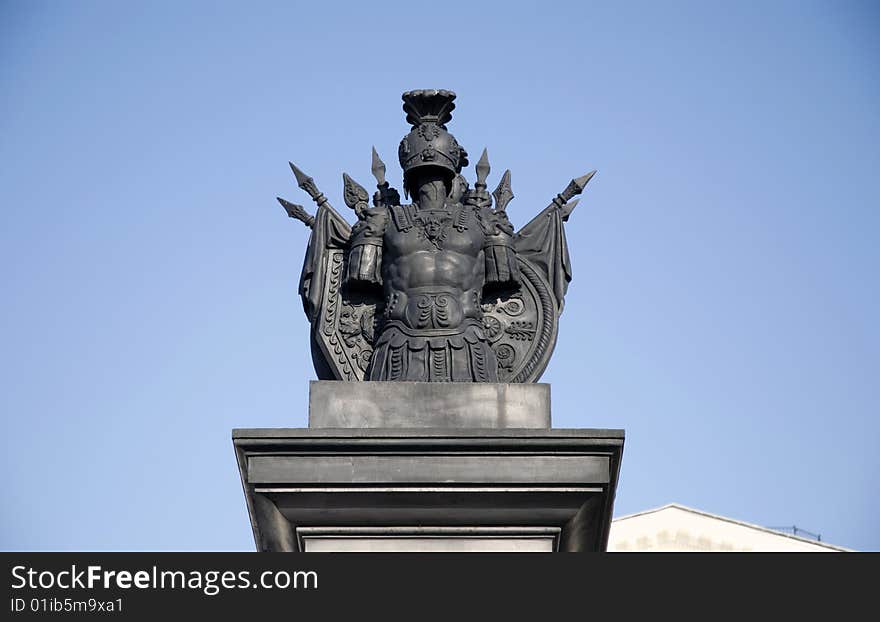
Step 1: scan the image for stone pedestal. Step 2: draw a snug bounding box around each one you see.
[234,382,624,552]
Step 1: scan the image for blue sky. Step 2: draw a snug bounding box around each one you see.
[1,1,877,551]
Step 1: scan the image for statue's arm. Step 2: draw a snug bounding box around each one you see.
[481,207,521,289]
[345,207,388,288]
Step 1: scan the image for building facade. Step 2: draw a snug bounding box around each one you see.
[608,504,849,552]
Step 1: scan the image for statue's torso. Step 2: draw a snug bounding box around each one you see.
[342,198,518,382]
[382,203,485,331]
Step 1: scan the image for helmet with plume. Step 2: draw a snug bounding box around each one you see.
[398,89,469,187]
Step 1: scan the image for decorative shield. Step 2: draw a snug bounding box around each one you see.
[308,224,382,383]
[480,256,559,383]
[314,256,380,382]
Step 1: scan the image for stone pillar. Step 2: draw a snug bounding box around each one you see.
[234,381,623,552]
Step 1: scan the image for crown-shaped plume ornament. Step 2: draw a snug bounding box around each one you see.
[402,89,457,128]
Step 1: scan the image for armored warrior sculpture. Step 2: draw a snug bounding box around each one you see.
[278,89,594,383]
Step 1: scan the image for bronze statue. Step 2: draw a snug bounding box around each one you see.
[278,89,594,382]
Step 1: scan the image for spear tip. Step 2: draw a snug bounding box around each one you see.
[371,146,387,185]
[475,148,490,185]
[492,169,514,212]
[289,161,311,188]
[276,196,314,227]
[574,170,597,192]
[276,195,297,216]
[559,198,579,221]
[560,170,597,201]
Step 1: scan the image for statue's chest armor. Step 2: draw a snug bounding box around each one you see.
[385,204,482,257]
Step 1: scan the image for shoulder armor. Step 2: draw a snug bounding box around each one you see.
[350,205,389,244]
[390,204,417,232]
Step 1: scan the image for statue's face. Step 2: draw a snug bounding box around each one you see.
[408,167,452,203]
[425,220,442,238]
[420,180,446,201]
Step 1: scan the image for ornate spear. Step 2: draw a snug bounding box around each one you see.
[549,170,595,221]
[276,197,315,228]
[289,162,333,209]
[491,169,514,215]
[475,148,490,192]
[370,147,400,207]
[371,146,386,187]
[470,148,492,209]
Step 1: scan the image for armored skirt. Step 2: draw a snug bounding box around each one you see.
[367,321,499,382]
